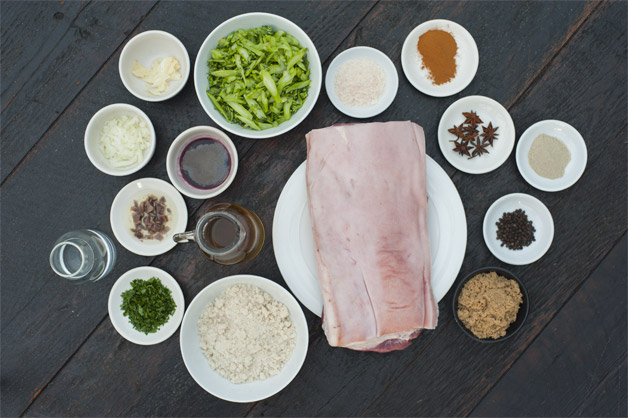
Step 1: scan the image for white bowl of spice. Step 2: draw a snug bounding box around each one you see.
[84,103,156,176]
[180,274,308,403]
[401,19,479,97]
[325,46,398,118]
[119,30,190,102]
[483,193,554,265]
[516,120,587,192]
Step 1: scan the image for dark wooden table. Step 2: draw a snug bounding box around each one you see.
[2,1,626,416]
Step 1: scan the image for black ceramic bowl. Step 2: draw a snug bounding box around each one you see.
[452,266,529,343]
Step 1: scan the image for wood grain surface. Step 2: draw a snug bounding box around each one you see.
[1,1,626,417]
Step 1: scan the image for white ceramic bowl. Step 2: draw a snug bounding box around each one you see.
[180,274,309,403]
[438,95,515,174]
[119,30,190,102]
[325,46,399,118]
[401,19,479,97]
[84,103,156,176]
[166,126,238,199]
[108,266,185,345]
[483,193,554,265]
[110,177,188,256]
[193,12,322,139]
[516,120,587,192]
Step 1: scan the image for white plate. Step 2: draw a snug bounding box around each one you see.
[110,178,188,256]
[108,266,185,345]
[483,193,554,265]
[119,30,190,102]
[438,95,515,174]
[401,19,478,97]
[516,120,587,192]
[179,274,308,403]
[272,157,467,316]
[325,46,399,118]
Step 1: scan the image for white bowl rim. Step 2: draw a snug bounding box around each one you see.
[179,273,309,402]
[119,30,191,102]
[401,19,479,97]
[437,95,515,174]
[193,12,322,139]
[325,45,399,118]
[109,177,188,256]
[482,192,555,265]
[166,125,239,199]
[84,103,156,176]
[515,119,588,192]
[108,266,185,345]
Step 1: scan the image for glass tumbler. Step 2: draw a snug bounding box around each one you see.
[49,229,117,284]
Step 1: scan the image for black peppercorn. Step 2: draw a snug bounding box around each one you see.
[496,209,536,250]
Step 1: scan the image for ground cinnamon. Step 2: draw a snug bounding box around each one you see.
[417,29,458,85]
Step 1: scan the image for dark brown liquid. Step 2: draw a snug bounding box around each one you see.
[179,137,231,190]
[197,203,265,265]
[202,217,238,249]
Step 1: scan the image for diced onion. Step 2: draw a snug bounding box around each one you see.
[98,115,151,168]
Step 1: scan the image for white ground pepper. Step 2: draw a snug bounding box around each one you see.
[528,133,571,179]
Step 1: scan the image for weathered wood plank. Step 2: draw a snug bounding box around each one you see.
[573,360,627,417]
[0,2,376,416]
[21,1,626,417]
[358,1,627,414]
[0,1,157,183]
[470,234,627,417]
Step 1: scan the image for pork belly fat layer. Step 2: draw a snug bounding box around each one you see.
[305,121,438,352]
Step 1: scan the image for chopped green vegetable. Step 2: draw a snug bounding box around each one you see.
[207,25,311,130]
[120,277,176,335]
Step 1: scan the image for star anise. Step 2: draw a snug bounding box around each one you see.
[463,124,479,136]
[451,140,472,157]
[469,137,489,159]
[462,111,483,125]
[481,122,499,146]
[448,124,465,139]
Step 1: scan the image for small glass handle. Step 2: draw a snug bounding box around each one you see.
[173,230,195,244]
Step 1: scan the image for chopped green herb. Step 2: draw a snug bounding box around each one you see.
[207,25,311,130]
[120,277,176,335]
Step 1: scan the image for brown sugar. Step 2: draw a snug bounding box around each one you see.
[457,271,523,339]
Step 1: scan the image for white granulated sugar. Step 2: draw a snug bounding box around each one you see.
[334,58,387,107]
[198,284,296,384]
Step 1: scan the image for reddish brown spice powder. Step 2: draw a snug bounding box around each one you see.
[417,29,458,85]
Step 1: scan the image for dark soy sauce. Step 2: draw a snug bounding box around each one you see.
[179,137,231,190]
[203,216,238,249]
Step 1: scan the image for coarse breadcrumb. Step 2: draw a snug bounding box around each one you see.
[334,58,386,107]
[198,284,296,384]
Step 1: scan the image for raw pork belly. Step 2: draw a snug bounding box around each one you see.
[306,121,437,352]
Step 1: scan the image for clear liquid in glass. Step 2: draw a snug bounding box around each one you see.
[49,229,116,284]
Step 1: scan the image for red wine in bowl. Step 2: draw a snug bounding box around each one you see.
[178,137,231,190]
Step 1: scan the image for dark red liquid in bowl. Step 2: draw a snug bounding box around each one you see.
[178,137,231,190]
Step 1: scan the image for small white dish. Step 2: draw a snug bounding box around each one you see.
[119,30,190,102]
[273,157,467,316]
[325,46,399,118]
[108,266,185,345]
[483,193,554,265]
[110,177,188,256]
[166,126,238,199]
[194,12,322,139]
[438,95,515,174]
[84,103,156,176]
[180,274,308,403]
[401,19,478,97]
[516,120,587,192]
